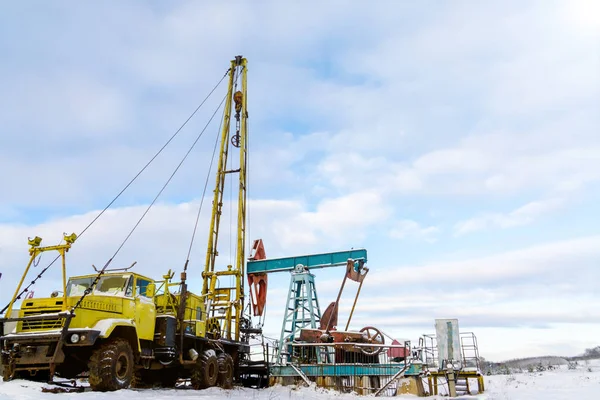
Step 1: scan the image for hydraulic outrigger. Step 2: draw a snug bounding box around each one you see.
[4,233,77,319]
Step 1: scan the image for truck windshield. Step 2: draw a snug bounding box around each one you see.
[66,275,133,297]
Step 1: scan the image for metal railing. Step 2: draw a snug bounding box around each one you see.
[460,332,481,371]
[268,341,414,396]
[419,332,482,372]
[419,334,439,369]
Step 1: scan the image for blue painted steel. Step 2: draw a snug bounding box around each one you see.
[270,362,422,377]
[247,249,367,274]
[278,271,322,361]
[249,248,367,363]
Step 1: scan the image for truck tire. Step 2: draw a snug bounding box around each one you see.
[217,353,234,389]
[88,339,134,391]
[191,350,218,389]
[2,366,15,382]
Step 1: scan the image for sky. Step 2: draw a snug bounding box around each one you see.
[0,0,599,362]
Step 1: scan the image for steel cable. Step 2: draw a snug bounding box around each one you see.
[0,71,229,315]
[71,93,229,313]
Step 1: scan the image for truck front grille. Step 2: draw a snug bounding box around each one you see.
[20,309,64,331]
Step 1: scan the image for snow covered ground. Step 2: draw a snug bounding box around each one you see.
[481,359,600,400]
[1,361,598,400]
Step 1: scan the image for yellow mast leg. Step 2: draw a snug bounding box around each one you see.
[234,58,248,341]
[203,60,236,296]
[202,56,248,341]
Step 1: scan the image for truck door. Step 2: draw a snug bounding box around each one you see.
[134,277,156,341]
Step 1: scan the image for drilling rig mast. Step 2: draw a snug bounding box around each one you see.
[203,56,248,342]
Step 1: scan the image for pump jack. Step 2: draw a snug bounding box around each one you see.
[246,247,380,362]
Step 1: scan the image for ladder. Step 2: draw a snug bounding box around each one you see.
[455,376,470,395]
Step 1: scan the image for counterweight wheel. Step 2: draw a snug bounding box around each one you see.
[191,350,218,389]
[359,326,384,356]
[88,338,134,391]
[217,353,234,389]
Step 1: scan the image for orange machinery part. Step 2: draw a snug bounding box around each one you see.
[248,239,267,316]
[247,273,268,316]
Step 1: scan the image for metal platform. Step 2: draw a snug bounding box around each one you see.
[417,322,485,397]
[268,341,427,396]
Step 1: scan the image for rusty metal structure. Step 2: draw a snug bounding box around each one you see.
[245,246,485,397]
[246,247,370,361]
[245,247,416,395]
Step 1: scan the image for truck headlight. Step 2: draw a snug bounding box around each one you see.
[70,333,80,344]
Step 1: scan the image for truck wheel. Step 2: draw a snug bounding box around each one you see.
[191,350,218,389]
[88,339,134,391]
[217,353,234,389]
[2,366,15,382]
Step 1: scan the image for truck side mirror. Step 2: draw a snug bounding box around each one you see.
[146,283,156,297]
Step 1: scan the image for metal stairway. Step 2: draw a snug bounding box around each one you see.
[455,376,470,395]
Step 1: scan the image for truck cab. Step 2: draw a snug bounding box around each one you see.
[1,271,157,387]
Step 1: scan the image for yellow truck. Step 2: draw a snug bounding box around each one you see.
[1,263,243,391]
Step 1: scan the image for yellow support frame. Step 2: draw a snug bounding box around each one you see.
[426,370,485,396]
[202,56,248,341]
[4,233,77,318]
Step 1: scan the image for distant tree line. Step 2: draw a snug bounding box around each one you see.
[478,345,600,375]
[584,346,600,358]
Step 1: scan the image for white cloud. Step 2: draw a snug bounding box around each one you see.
[308,114,600,198]
[0,73,131,137]
[293,1,600,200]
[454,198,564,235]
[561,0,600,35]
[1,1,599,217]
[389,219,439,242]
[407,123,598,195]
[369,235,600,288]
[272,190,392,250]
[0,191,389,305]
